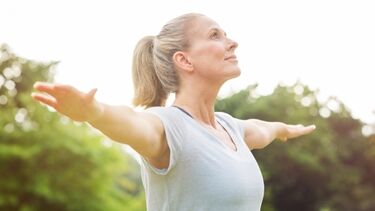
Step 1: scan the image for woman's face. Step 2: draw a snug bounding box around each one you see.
[186,16,240,83]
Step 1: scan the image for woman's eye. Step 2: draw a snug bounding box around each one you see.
[210,32,219,39]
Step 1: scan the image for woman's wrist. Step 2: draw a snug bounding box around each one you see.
[87,101,105,124]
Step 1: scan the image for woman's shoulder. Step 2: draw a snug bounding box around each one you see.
[145,106,178,115]
[144,106,187,125]
[215,111,235,120]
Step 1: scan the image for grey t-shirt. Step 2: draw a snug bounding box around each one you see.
[139,106,264,211]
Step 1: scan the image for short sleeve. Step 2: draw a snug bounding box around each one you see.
[140,107,183,176]
[233,118,246,140]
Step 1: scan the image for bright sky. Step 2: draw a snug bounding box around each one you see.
[1,0,374,125]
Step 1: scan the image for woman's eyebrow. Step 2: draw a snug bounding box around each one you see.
[208,27,227,36]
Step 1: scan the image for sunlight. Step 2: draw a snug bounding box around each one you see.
[319,107,331,118]
[0,95,7,105]
[15,108,27,123]
[293,84,304,96]
[0,75,4,87]
[4,80,15,90]
[327,98,341,113]
[362,125,374,137]
[301,96,313,107]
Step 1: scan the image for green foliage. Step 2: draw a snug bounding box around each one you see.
[0,44,145,211]
[216,82,375,211]
[3,41,375,210]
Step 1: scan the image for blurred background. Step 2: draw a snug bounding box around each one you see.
[1,0,375,210]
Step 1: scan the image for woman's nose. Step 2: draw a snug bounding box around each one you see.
[227,38,238,51]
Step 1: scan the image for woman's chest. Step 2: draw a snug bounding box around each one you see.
[175,132,264,201]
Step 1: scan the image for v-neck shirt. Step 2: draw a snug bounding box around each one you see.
[172,105,238,152]
[139,106,264,211]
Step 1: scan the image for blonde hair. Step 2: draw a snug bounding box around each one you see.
[132,13,203,108]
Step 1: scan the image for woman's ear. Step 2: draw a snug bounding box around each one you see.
[173,51,193,73]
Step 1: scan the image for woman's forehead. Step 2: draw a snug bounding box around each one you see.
[188,16,222,37]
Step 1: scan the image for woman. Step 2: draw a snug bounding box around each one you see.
[32,13,315,211]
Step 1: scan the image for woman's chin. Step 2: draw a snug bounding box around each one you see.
[232,67,241,78]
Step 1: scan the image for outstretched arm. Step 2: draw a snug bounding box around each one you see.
[31,82,168,160]
[238,119,316,150]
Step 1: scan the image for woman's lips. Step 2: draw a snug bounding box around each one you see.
[225,55,237,61]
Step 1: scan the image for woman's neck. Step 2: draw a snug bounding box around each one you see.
[172,86,220,128]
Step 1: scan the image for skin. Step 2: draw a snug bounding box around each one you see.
[171,16,315,151]
[172,16,240,128]
[32,15,315,169]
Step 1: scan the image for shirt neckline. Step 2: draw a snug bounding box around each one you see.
[171,105,239,153]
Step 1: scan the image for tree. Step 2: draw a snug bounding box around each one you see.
[0,44,145,211]
[215,82,375,211]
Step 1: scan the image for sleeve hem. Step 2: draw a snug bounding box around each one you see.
[141,109,178,176]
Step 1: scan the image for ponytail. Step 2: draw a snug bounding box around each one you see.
[132,13,203,108]
[132,36,168,108]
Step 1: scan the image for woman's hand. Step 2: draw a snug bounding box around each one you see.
[277,123,316,142]
[31,82,103,122]
[242,119,316,149]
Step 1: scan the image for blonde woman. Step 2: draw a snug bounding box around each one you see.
[32,13,315,211]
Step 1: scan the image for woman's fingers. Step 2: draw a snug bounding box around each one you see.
[31,92,57,108]
[34,82,77,99]
[87,88,98,101]
[32,82,100,121]
[302,125,316,135]
[292,124,316,138]
[281,124,316,141]
[33,82,56,96]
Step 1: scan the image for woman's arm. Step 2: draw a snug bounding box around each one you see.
[87,104,167,158]
[31,82,168,160]
[238,119,316,150]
